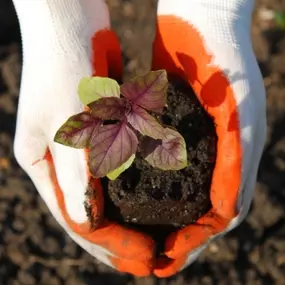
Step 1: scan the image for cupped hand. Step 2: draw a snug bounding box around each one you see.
[151,0,266,277]
[13,0,266,278]
[13,0,154,277]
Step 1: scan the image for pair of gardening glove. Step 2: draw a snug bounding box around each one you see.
[13,0,266,278]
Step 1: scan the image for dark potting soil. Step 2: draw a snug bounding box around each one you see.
[102,75,217,243]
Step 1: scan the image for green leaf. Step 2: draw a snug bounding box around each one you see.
[107,154,135,180]
[78,77,120,105]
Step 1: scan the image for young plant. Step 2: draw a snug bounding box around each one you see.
[54,70,188,180]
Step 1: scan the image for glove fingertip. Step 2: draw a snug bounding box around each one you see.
[92,29,122,79]
[111,257,153,277]
[153,255,187,278]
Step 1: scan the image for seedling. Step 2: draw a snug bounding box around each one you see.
[54,70,187,180]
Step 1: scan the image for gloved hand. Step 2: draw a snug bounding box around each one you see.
[13,0,266,278]
[13,0,154,276]
[151,0,266,277]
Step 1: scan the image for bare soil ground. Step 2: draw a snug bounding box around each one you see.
[1,0,285,284]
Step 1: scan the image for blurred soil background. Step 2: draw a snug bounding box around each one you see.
[1,0,285,284]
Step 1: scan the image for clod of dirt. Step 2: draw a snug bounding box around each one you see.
[103,75,217,241]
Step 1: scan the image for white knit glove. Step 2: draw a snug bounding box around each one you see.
[13,0,266,278]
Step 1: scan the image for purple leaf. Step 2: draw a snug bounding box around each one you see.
[54,112,102,148]
[88,121,138,178]
[127,105,166,140]
[89,97,130,120]
[120,70,168,113]
[141,128,187,171]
